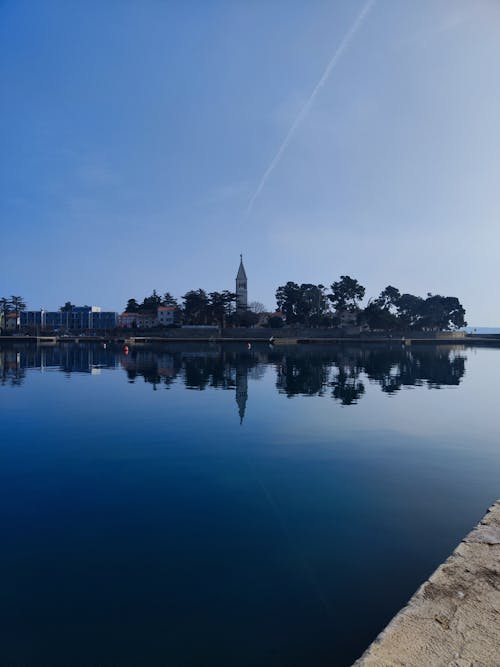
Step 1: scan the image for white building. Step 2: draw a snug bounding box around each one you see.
[118,307,177,329]
[156,306,176,326]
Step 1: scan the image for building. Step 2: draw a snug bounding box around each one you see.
[5,313,20,330]
[134,312,157,328]
[118,312,139,328]
[61,306,99,330]
[21,310,43,329]
[236,254,248,311]
[91,310,117,329]
[20,306,118,331]
[118,305,179,329]
[118,308,176,329]
[118,311,156,328]
[156,306,177,326]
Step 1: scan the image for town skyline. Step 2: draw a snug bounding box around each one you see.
[3,256,468,334]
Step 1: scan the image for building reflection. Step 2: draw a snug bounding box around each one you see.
[0,343,119,387]
[0,349,25,386]
[1,343,468,420]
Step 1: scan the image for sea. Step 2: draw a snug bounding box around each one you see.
[1,341,499,666]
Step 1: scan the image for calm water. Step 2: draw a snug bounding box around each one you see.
[1,342,499,666]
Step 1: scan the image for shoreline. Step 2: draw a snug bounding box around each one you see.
[1,333,500,346]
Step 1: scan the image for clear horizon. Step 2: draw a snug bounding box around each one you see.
[2,1,499,324]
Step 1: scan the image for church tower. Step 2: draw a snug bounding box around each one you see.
[236,254,247,311]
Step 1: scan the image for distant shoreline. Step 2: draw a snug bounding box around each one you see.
[462,326,500,334]
[1,332,500,347]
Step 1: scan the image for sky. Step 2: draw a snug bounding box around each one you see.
[1,0,499,324]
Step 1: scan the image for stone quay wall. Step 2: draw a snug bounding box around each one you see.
[353,500,500,666]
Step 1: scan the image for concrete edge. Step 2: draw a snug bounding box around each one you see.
[352,500,500,666]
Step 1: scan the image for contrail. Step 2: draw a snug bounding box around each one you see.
[245,0,376,217]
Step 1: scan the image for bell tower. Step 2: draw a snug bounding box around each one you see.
[236,254,247,312]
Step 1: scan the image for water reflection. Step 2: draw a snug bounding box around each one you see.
[0,343,118,381]
[0,350,26,386]
[1,343,467,418]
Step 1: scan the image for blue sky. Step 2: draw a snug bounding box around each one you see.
[1,0,499,323]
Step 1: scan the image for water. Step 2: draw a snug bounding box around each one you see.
[1,342,499,666]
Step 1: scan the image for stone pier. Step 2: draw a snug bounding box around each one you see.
[354,500,500,666]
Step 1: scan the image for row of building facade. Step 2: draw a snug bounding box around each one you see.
[19,306,118,331]
[3,305,178,332]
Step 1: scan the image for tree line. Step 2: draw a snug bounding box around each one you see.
[126,276,466,331]
[124,290,261,327]
[1,277,467,333]
[274,276,466,330]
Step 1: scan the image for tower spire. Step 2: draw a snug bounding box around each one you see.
[236,255,248,311]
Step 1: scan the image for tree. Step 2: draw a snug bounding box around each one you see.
[362,285,401,331]
[10,296,26,330]
[374,286,400,312]
[140,290,162,313]
[249,301,266,314]
[10,296,26,316]
[182,289,210,325]
[276,282,330,325]
[420,295,467,331]
[208,291,236,327]
[396,293,424,329]
[276,281,301,323]
[125,298,140,313]
[0,297,11,331]
[162,292,179,308]
[363,301,398,331]
[329,276,365,312]
[60,301,75,312]
[295,284,328,326]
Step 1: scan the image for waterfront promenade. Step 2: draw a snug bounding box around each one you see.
[354,501,500,666]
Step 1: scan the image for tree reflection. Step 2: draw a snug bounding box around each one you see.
[276,353,330,397]
[273,345,466,405]
[331,367,365,405]
[0,343,468,420]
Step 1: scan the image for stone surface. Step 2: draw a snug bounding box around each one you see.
[353,500,500,667]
